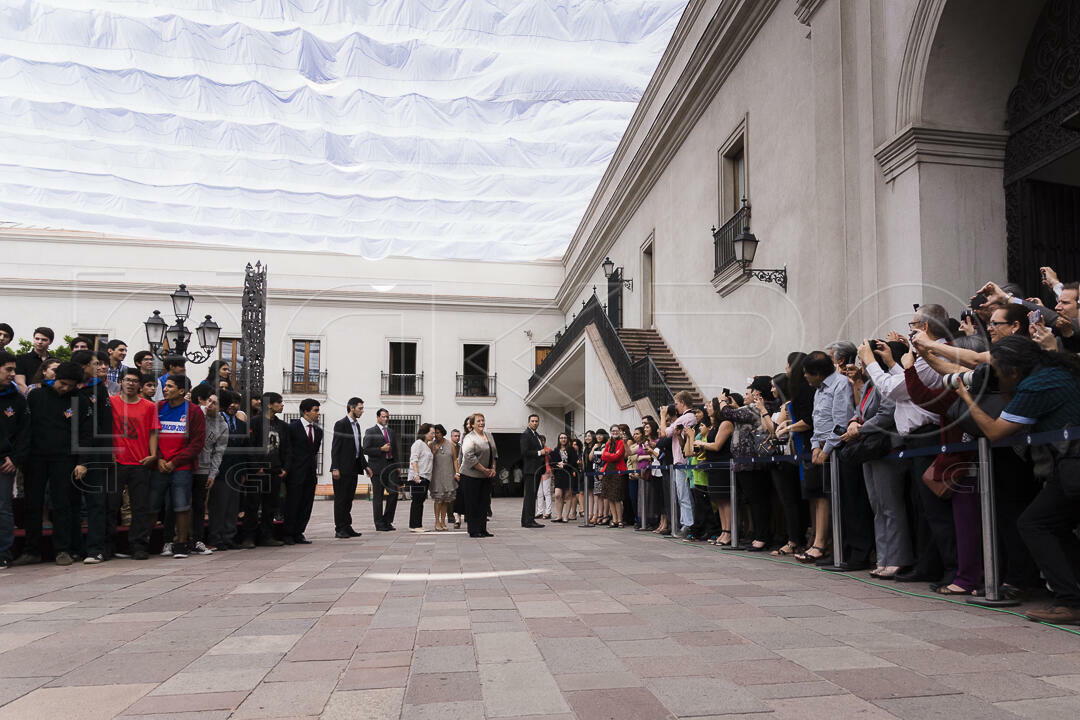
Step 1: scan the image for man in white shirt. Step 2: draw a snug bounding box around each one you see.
[330,397,371,538]
[861,303,955,586]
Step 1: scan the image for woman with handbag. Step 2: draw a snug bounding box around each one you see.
[696,398,734,544]
[843,344,909,579]
[762,375,807,556]
[718,388,772,550]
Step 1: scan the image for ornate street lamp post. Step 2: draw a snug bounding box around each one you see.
[143,284,220,363]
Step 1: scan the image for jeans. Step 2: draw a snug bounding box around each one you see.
[83,465,115,557]
[150,469,193,513]
[0,472,13,560]
[207,469,242,547]
[672,468,694,529]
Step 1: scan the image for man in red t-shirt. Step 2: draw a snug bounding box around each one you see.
[110,367,159,560]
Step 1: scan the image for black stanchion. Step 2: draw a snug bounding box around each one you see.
[969,437,1019,607]
[722,463,744,551]
[635,468,648,531]
[820,455,845,571]
[669,466,681,536]
[579,472,592,528]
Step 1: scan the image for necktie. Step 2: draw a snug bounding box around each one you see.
[352,420,360,456]
[307,423,314,446]
[382,425,391,458]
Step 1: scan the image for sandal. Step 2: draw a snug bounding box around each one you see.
[771,542,798,557]
[795,546,826,564]
[716,531,731,547]
[936,584,974,596]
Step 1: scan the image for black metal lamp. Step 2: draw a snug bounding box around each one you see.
[734,223,786,292]
[144,310,166,351]
[601,256,633,291]
[171,283,194,320]
[195,315,221,353]
[144,284,219,363]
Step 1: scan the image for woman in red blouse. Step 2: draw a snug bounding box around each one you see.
[601,424,628,528]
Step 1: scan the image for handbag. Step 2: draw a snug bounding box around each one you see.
[921,453,971,499]
[839,431,893,465]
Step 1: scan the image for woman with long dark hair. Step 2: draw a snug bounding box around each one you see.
[589,428,609,524]
[550,432,578,522]
[695,397,734,544]
[203,360,231,390]
[570,437,585,520]
[601,425,627,527]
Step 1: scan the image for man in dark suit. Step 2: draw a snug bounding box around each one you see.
[283,398,323,544]
[520,413,548,528]
[363,408,398,531]
[330,397,371,538]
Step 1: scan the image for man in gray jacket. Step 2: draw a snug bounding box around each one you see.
[188,384,229,554]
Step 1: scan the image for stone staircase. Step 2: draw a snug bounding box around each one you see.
[616,327,705,407]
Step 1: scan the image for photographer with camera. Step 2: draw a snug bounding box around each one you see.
[863,304,955,586]
[952,335,1080,625]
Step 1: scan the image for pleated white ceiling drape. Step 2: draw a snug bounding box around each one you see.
[0,0,687,260]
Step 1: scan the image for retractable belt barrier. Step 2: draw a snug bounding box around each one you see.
[582,426,1080,606]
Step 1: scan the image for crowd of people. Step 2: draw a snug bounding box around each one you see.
[2,264,1080,626]
[541,267,1080,626]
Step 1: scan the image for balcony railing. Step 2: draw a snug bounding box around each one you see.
[456,373,497,398]
[283,369,326,395]
[713,203,751,275]
[381,371,424,396]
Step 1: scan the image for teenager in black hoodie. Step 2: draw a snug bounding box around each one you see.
[12,362,91,567]
[0,351,29,568]
[72,350,115,564]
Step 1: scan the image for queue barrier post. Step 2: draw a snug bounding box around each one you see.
[821,455,845,571]
[969,437,1019,607]
[669,466,681,536]
[722,462,745,551]
[579,472,591,528]
[635,467,648,531]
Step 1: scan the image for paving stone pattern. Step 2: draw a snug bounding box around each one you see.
[0,498,1077,718]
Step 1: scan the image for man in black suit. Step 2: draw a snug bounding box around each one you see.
[363,408,398,531]
[520,414,548,528]
[330,397,371,538]
[283,398,323,545]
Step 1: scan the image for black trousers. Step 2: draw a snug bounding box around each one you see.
[737,469,772,543]
[771,462,806,546]
[242,469,282,541]
[1018,474,1080,607]
[462,474,490,536]
[689,486,720,538]
[207,468,241,547]
[25,457,79,557]
[370,463,398,529]
[521,465,540,525]
[333,471,359,533]
[283,468,317,539]
[452,489,466,518]
[409,479,429,529]
[837,457,875,565]
[992,448,1041,588]
[86,464,151,556]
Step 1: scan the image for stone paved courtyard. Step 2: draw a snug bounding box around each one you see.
[0,497,1078,719]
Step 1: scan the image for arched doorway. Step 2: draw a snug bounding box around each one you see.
[1005,0,1080,298]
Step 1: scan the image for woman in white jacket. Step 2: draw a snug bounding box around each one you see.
[408,423,435,532]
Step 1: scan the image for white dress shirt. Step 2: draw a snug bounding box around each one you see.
[865,341,944,435]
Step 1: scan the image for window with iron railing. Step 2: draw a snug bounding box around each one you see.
[282,369,326,395]
[381,371,423,396]
[456,372,496,398]
[713,203,750,276]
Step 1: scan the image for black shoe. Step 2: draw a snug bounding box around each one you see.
[347,528,362,537]
[481,532,495,537]
[814,555,835,567]
[894,569,935,583]
[282,536,295,546]
[294,536,312,544]
[386,524,396,531]
[523,522,545,528]
[258,538,285,547]
[335,531,351,539]
[240,538,256,549]
[11,553,41,567]
[837,561,871,572]
[376,526,391,532]
[132,547,149,560]
[469,533,483,538]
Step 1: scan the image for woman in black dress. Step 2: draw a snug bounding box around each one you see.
[549,433,578,523]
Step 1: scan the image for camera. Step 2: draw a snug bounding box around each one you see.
[942,363,997,393]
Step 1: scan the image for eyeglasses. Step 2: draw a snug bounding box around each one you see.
[987,320,1012,327]
[907,321,924,329]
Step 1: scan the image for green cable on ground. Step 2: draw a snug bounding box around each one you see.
[660,534,1080,638]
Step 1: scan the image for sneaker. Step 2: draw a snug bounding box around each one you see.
[0,558,9,569]
[159,542,173,557]
[83,554,104,565]
[171,543,189,559]
[55,552,73,566]
[132,547,149,561]
[192,541,213,556]
[11,553,41,567]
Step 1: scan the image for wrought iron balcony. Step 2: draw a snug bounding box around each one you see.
[713,203,751,276]
[282,369,326,395]
[381,371,424,396]
[456,373,497,398]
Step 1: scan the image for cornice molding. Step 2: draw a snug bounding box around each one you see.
[874,125,1008,182]
[555,0,781,311]
[793,0,827,26]
[0,277,562,315]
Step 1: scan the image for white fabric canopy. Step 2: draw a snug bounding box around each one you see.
[0,0,687,260]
